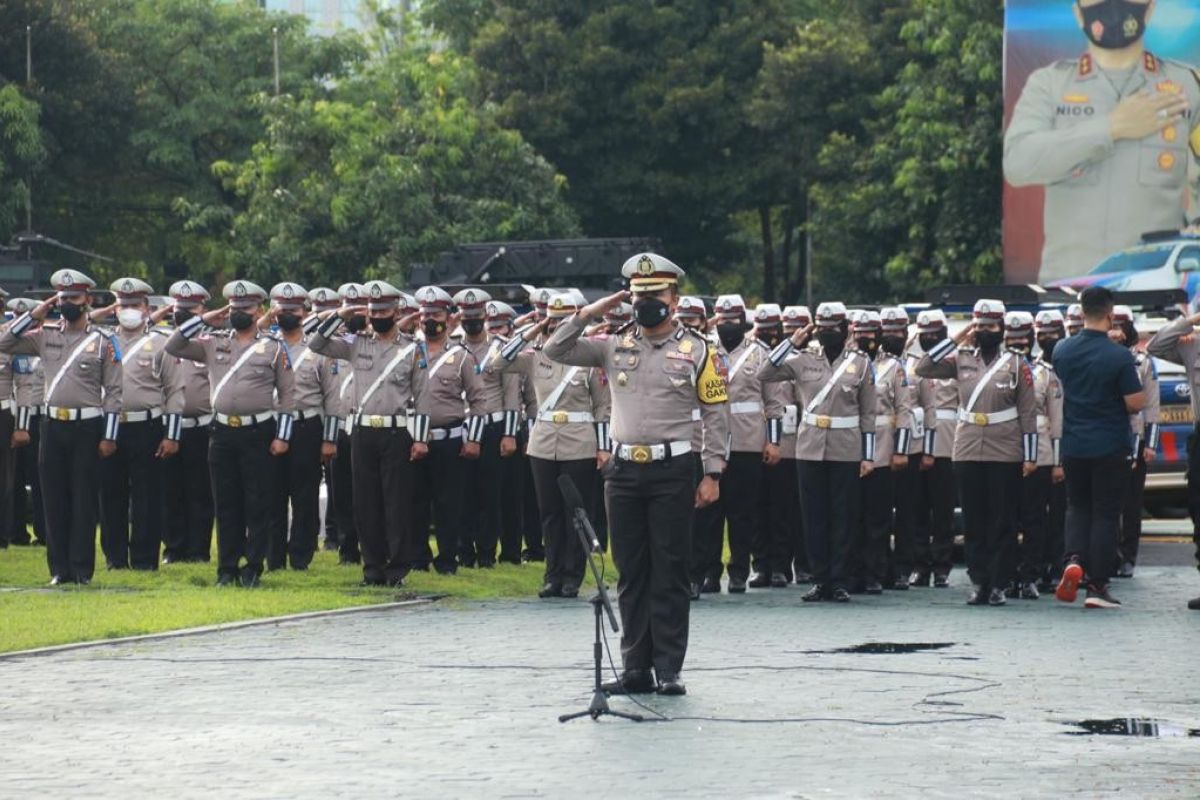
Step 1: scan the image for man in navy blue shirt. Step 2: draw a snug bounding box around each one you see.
[1051,287,1144,609]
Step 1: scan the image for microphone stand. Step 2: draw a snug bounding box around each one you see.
[558,505,643,724]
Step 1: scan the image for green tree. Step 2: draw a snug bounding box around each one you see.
[0,85,45,242]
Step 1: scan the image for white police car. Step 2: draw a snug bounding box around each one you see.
[1048,231,1200,300]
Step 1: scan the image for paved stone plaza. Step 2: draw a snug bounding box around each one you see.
[2,552,1198,798]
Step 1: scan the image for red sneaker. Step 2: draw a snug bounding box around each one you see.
[1055,563,1084,604]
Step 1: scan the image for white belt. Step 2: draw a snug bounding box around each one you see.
[120,408,163,423]
[729,401,763,415]
[536,410,595,424]
[430,425,464,441]
[875,414,896,428]
[46,406,103,422]
[180,414,213,429]
[957,408,1019,427]
[0,400,11,412]
[294,407,324,421]
[801,411,859,430]
[214,411,275,428]
[691,409,701,422]
[614,440,691,463]
[935,409,958,422]
[485,411,505,424]
[355,413,407,429]
[1036,414,1049,428]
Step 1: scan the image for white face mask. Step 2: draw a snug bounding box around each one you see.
[117,308,145,330]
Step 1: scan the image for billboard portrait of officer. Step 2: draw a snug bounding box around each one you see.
[1003,0,1200,284]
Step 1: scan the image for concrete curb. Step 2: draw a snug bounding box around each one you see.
[0,596,438,661]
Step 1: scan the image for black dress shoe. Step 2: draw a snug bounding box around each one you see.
[1115,561,1135,579]
[801,584,825,602]
[987,587,1007,606]
[829,586,851,603]
[770,572,789,588]
[700,576,721,594]
[933,572,950,588]
[1004,582,1020,599]
[538,582,563,598]
[891,577,910,591]
[1188,596,1200,610]
[216,573,238,587]
[386,575,405,588]
[76,577,90,586]
[909,570,931,587]
[966,585,988,605]
[1020,582,1040,600]
[339,556,362,566]
[728,576,747,594]
[688,582,701,601]
[239,568,261,588]
[561,585,580,599]
[49,575,68,587]
[864,581,883,595]
[847,579,867,595]
[748,572,771,589]
[478,560,496,569]
[656,673,687,696]
[359,577,387,587]
[601,669,656,695]
[794,570,813,584]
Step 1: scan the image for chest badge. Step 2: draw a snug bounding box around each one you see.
[143,342,154,351]
[845,363,856,375]
[678,339,693,355]
[617,371,628,386]
[255,343,266,354]
[85,342,96,353]
[446,354,455,365]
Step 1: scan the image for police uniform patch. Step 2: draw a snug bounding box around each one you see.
[697,351,728,405]
[1157,80,1182,95]
[1158,151,1176,171]
[678,339,693,355]
[637,256,655,276]
[1062,93,1089,104]
[1163,126,1178,142]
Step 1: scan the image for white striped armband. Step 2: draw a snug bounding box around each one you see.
[316,315,343,338]
[766,417,782,445]
[163,413,182,441]
[323,415,342,443]
[503,410,519,437]
[411,414,430,443]
[499,333,527,362]
[302,316,321,335]
[923,428,936,455]
[1052,437,1062,467]
[275,413,294,442]
[104,412,120,441]
[927,339,956,363]
[527,417,535,434]
[178,315,204,339]
[895,426,911,455]
[16,406,32,431]
[9,312,34,337]
[595,421,611,451]
[862,432,876,462]
[767,339,794,367]
[466,415,485,443]
[1022,432,1037,463]
[1147,423,1160,450]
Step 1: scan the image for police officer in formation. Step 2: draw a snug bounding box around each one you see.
[6,297,46,548]
[1113,304,1158,578]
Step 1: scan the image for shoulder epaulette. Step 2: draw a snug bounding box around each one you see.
[613,320,635,336]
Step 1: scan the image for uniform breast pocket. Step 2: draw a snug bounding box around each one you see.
[661,360,694,393]
[534,360,555,379]
[1139,142,1185,188]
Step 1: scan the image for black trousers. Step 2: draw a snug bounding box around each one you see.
[956,461,1020,590]
[502,443,527,562]
[715,451,762,582]
[911,457,957,575]
[690,454,724,584]
[351,425,414,583]
[858,467,895,584]
[209,420,277,579]
[333,429,360,562]
[1187,427,1200,569]
[412,433,467,572]
[163,424,214,561]
[10,413,44,545]
[1041,479,1067,581]
[1119,452,1148,566]
[798,460,859,589]
[0,410,15,547]
[1063,455,1127,587]
[100,418,165,569]
[764,458,801,579]
[529,456,594,589]
[520,435,544,559]
[891,456,922,578]
[460,421,509,565]
[39,416,102,581]
[1017,465,1053,583]
[605,455,693,675]
[322,458,338,548]
[269,416,323,570]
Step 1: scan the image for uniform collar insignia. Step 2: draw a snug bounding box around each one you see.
[1144,51,1158,73]
[1078,53,1092,77]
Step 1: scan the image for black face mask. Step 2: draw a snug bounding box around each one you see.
[716,324,744,352]
[544,322,559,337]
[173,309,194,327]
[1037,336,1060,362]
[277,313,301,332]
[918,332,946,352]
[1078,0,1148,50]
[817,330,846,356]
[634,297,671,328]
[462,319,485,337]
[60,302,85,323]
[975,329,1004,351]
[423,319,447,339]
[370,316,395,334]
[229,310,254,331]
[880,335,905,356]
[346,315,367,334]
[855,336,878,358]
[1008,336,1033,356]
[1121,323,1139,348]
[758,327,782,348]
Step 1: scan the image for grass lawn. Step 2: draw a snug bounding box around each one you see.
[0,541,606,654]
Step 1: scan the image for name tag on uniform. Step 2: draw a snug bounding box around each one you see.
[666,352,692,362]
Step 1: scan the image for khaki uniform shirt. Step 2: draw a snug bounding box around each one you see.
[1146,317,1200,422]
[0,319,122,415]
[411,341,486,437]
[114,326,183,415]
[165,327,293,418]
[1131,352,1160,447]
[721,338,782,453]
[1032,358,1064,467]
[869,353,913,466]
[900,354,925,456]
[463,336,522,418]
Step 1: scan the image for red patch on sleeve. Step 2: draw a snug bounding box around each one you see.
[1021,362,1033,387]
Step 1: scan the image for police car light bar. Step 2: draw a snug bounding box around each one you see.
[924,284,1077,307]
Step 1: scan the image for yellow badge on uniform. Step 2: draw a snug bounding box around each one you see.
[678,339,693,355]
[1157,80,1182,95]
[845,363,856,375]
[256,343,266,354]
[447,354,455,365]
[621,335,635,349]
[1159,151,1176,171]
[617,371,628,386]
[143,341,153,351]
[1163,125,1178,143]
[1062,93,1089,104]
[1190,125,1200,158]
[697,351,728,405]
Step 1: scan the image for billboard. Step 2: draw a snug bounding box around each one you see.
[1002,0,1200,287]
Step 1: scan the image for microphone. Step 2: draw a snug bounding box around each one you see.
[558,473,601,552]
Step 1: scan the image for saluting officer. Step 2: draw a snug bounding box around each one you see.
[0,288,16,550]
[495,291,612,597]
[752,303,795,588]
[917,299,1038,606]
[544,253,728,696]
[453,288,523,566]
[326,283,368,566]
[777,306,813,584]
[1005,311,1063,600]
[310,281,425,586]
[411,286,486,574]
[7,297,46,547]
[161,280,215,564]
[99,278,183,571]
[761,302,876,602]
[0,269,122,585]
[1112,304,1158,577]
[306,287,343,553]
[1033,310,1069,591]
[166,280,294,588]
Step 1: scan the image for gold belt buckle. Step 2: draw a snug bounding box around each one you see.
[552,411,568,424]
[55,407,70,422]
[630,445,653,464]
[120,412,128,423]
[370,415,384,428]
[815,415,832,429]
[227,415,242,428]
[973,413,989,427]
